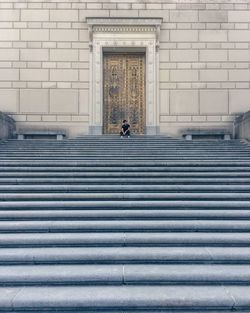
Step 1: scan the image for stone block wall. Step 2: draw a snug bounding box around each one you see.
[0,0,249,137]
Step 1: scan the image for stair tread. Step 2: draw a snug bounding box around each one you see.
[0,232,248,247]
[0,285,249,309]
[0,192,250,199]
[2,184,250,191]
[0,209,249,219]
[0,220,250,232]
[1,200,249,209]
[0,264,249,284]
[0,247,249,264]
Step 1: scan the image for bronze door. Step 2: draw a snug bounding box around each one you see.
[103,53,145,134]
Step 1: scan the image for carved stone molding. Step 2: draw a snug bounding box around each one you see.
[87,17,162,51]
[93,26,157,33]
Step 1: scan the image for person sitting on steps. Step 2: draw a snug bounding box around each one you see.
[120,120,130,138]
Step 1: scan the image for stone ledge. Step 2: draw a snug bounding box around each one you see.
[0,112,16,140]
[234,111,250,140]
[16,128,66,140]
[182,128,232,140]
[86,17,163,26]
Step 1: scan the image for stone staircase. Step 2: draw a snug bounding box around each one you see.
[0,135,250,312]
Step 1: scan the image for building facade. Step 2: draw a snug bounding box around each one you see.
[0,0,250,137]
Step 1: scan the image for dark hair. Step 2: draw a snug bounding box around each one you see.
[123,120,127,123]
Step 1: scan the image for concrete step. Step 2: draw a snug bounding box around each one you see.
[3,148,246,153]
[0,144,247,148]
[1,171,250,177]
[3,142,247,146]
[1,192,250,201]
[0,232,249,247]
[0,220,250,233]
[0,285,249,312]
[1,144,248,148]
[2,170,250,176]
[2,147,248,152]
[3,148,248,154]
[1,161,250,166]
[0,139,246,143]
[1,165,250,172]
[0,144,232,149]
[3,148,248,152]
[3,152,248,156]
[1,147,249,151]
[0,148,248,153]
[3,157,250,162]
[0,151,250,155]
[1,184,250,192]
[1,200,249,209]
[0,209,249,221]
[2,138,245,144]
[0,156,250,162]
[19,148,243,152]
[1,178,250,185]
[0,247,250,264]
[0,264,248,286]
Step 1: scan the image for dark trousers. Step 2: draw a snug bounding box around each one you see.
[120,130,130,136]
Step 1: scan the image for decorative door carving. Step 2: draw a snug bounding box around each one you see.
[103,53,145,134]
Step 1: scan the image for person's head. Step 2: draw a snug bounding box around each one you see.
[123,120,127,124]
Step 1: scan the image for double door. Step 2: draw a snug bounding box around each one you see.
[103,53,146,134]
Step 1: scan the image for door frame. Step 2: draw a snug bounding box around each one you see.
[102,52,146,134]
[87,18,162,135]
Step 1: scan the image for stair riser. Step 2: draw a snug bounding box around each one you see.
[2,167,250,173]
[2,162,250,166]
[0,280,249,287]
[1,201,250,209]
[0,260,249,265]
[1,180,250,185]
[2,186,250,192]
[1,194,250,201]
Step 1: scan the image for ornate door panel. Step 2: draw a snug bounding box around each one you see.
[103,53,145,134]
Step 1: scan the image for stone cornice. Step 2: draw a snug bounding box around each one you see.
[92,26,156,33]
[86,17,163,27]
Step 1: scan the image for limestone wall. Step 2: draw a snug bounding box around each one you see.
[0,0,249,137]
